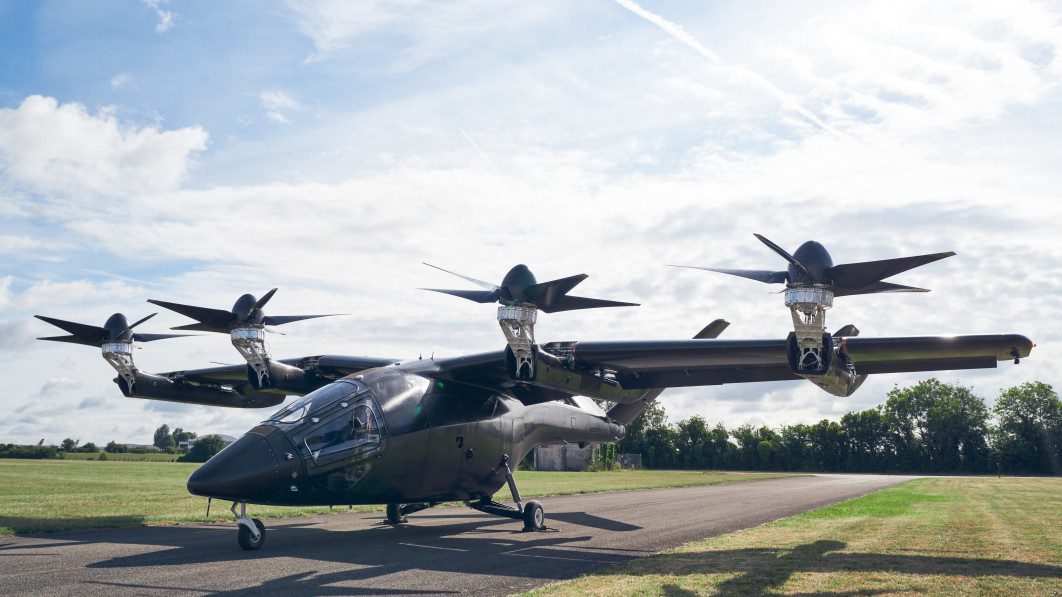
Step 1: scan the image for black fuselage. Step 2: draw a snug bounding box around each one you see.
[187,364,625,506]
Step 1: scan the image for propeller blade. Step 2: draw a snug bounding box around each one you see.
[694,319,730,339]
[261,314,343,326]
[833,281,930,297]
[832,324,860,338]
[122,312,157,334]
[251,288,278,315]
[422,263,499,291]
[526,274,588,309]
[829,251,955,290]
[170,322,228,333]
[147,299,232,330]
[418,288,499,303]
[131,333,195,343]
[36,334,102,347]
[34,315,107,343]
[669,265,787,284]
[753,233,812,278]
[538,295,639,313]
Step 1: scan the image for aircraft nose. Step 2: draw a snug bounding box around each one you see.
[187,433,278,501]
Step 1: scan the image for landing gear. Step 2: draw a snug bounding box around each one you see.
[384,502,437,525]
[522,500,544,531]
[386,503,407,524]
[231,501,265,551]
[468,454,547,532]
[238,518,266,550]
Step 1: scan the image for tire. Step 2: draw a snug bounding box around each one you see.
[386,503,407,524]
[237,518,266,551]
[522,500,544,531]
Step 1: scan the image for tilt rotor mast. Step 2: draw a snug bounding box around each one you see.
[784,286,833,371]
[497,304,538,380]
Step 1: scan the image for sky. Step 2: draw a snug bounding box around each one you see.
[0,0,1060,445]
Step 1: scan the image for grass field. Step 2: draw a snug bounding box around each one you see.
[58,452,181,462]
[531,477,1062,596]
[0,459,789,535]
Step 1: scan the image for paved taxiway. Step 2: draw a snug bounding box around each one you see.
[0,474,910,595]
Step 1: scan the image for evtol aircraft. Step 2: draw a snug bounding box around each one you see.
[35,235,1034,550]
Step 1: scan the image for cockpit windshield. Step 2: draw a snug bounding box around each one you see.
[266,380,361,423]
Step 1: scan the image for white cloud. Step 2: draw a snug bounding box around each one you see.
[0,95,207,198]
[0,276,12,310]
[259,90,300,124]
[110,73,132,89]
[142,0,174,34]
[0,319,34,352]
[612,0,834,133]
[2,1,1061,443]
[12,278,146,312]
[285,0,567,66]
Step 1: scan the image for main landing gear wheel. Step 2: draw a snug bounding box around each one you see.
[386,503,407,524]
[522,500,544,531]
[238,518,266,551]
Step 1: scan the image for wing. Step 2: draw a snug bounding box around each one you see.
[570,334,1032,390]
[124,355,399,408]
[425,334,1032,403]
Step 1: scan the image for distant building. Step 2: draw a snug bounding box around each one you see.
[534,444,595,471]
[120,443,162,452]
[179,435,237,450]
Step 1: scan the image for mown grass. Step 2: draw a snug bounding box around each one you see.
[0,459,789,535]
[59,452,181,462]
[530,477,1062,596]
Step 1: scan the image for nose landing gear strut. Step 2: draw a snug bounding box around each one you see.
[232,501,266,551]
[467,454,545,531]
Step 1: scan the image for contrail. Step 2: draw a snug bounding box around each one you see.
[460,128,505,177]
[612,0,837,134]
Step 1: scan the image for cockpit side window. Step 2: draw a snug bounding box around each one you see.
[304,399,382,463]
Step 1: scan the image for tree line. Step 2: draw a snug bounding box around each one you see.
[0,424,228,462]
[616,380,1060,475]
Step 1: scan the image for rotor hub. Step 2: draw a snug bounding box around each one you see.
[783,286,834,311]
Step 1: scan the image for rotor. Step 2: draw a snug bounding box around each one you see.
[420,263,639,313]
[147,289,343,334]
[35,312,190,347]
[421,263,638,380]
[671,233,954,297]
[672,234,954,374]
[35,312,193,386]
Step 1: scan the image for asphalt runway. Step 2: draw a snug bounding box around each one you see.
[0,474,910,595]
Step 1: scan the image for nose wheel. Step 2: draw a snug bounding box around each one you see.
[231,501,266,551]
[522,500,545,531]
[237,518,266,550]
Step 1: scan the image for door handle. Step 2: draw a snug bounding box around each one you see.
[455,436,463,448]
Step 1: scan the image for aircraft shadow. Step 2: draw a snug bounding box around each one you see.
[4,512,642,594]
[613,539,1062,596]
[0,515,146,537]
